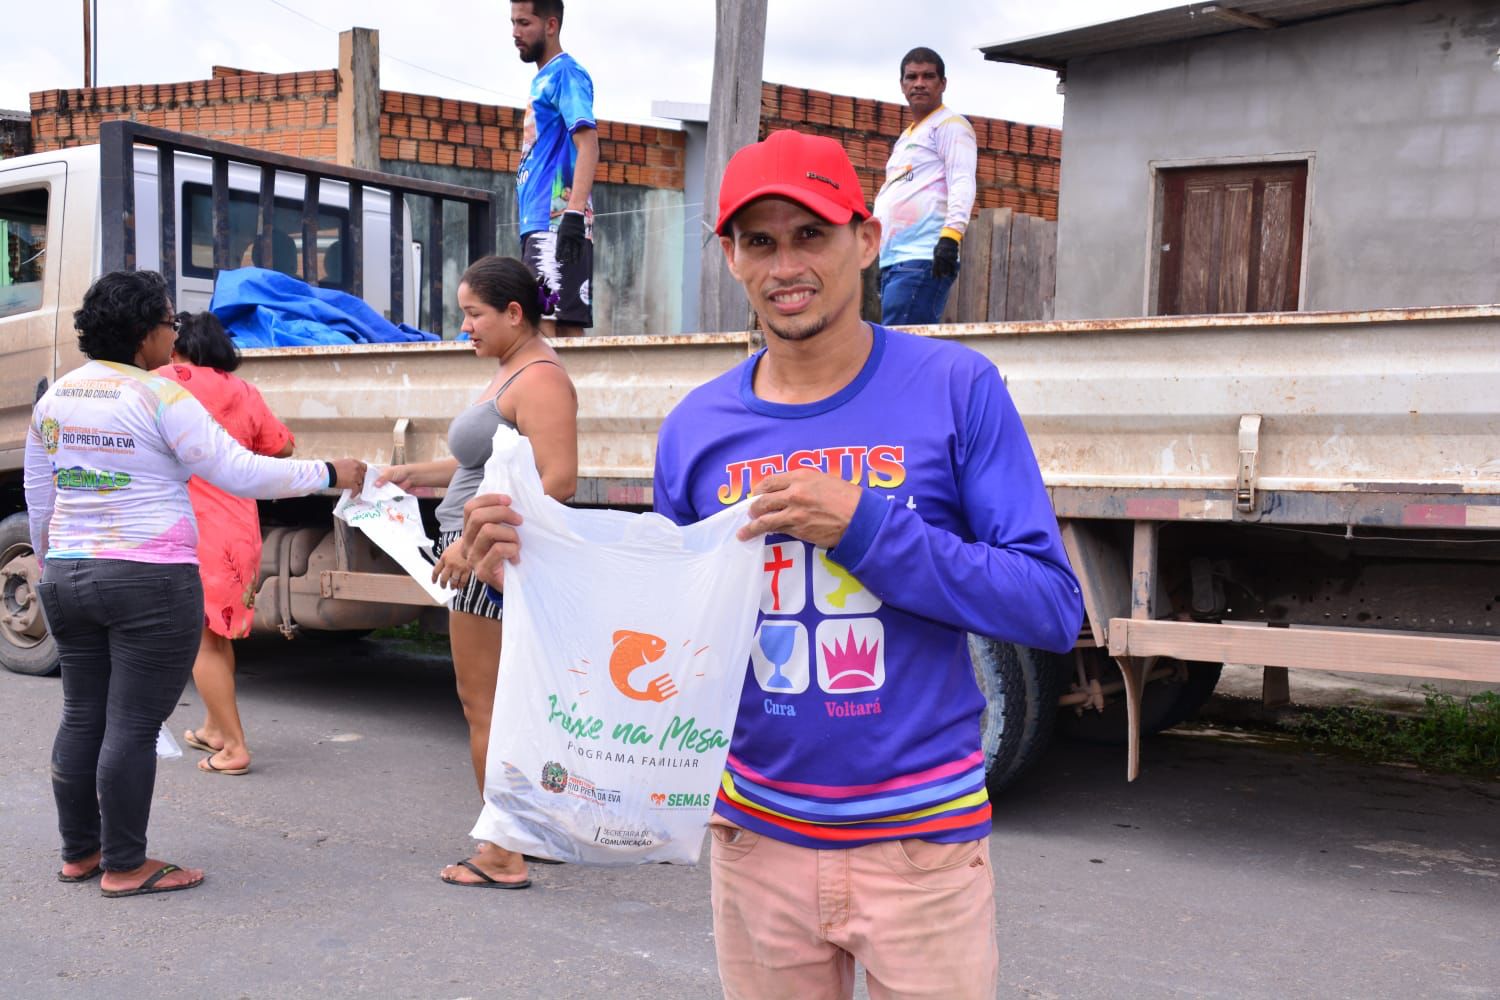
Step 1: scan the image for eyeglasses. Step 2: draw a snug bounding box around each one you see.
[161,315,182,333]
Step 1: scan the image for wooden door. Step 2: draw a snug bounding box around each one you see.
[1156,163,1307,315]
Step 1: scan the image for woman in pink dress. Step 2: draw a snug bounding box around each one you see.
[156,313,295,775]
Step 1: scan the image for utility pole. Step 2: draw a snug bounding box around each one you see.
[82,0,94,88]
[697,0,767,335]
[336,28,381,170]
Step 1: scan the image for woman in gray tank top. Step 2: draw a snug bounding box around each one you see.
[376,256,577,889]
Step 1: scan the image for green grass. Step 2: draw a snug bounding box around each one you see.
[1294,687,1500,777]
[370,621,449,651]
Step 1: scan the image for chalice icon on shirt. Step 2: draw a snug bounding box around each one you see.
[758,622,798,691]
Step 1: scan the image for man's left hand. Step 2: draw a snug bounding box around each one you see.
[555,211,587,266]
[737,469,862,549]
[932,236,960,279]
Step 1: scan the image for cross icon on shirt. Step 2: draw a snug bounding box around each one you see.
[763,543,795,612]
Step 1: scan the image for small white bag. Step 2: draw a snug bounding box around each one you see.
[333,468,457,605]
[470,427,761,865]
[155,724,182,760]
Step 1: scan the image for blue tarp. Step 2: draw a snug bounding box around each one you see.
[209,267,438,348]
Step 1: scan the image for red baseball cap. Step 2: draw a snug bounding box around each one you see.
[715,130,871,235]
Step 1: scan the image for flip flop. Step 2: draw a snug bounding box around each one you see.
[182,729,222,754]
[57,863,102,883]
[440,859,531,890]
[101,863,204,898]
[197,756,250,776]
[523,855,564,865]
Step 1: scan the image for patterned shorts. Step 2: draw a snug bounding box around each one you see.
[522,229,593,328]
[434,530,503,620]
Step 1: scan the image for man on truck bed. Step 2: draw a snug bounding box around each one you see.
[463,130,1083,998]
[873,46,978,327]
[511,0,599,337]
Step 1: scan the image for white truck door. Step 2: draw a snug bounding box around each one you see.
[0,159,65,464]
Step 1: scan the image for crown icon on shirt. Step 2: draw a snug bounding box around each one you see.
[821,626,880,691]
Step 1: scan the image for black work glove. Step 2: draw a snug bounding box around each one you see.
[932,235,960,279]
[555,210,587,266]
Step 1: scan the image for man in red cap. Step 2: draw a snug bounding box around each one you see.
[658,127,1080,997]
[464,129,1081,997]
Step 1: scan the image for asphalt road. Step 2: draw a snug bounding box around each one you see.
[2,637,1496,1000]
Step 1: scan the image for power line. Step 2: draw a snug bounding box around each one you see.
[260,0,529,105]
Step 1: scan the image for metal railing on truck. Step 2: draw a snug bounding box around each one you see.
[97,120,498,335]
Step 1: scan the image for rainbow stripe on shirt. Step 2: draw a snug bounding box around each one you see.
[716,750,992,847]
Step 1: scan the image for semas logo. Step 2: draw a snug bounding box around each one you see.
[55,467,132,492]
[651,792,713,809]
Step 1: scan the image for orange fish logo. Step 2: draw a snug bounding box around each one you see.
[608,630,678,703]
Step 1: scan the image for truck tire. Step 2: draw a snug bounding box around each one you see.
[1056,653,1222,745]
[0,512,60,676]
[969,636,1066,795]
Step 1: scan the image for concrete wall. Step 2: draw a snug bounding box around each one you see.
[379,160,682,338]
[1054,0,1500,319]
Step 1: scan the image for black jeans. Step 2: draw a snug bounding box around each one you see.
[37,559,203,872]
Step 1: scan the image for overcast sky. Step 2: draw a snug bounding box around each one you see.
[6,0,1180,129]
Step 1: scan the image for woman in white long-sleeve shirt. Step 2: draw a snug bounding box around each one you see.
[24,270,365,899]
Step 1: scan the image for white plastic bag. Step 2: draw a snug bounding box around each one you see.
[470,427,761,865]
[155,724,182,760]
[333,467,457,605]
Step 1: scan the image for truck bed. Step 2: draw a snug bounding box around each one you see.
[239,305,1500,522]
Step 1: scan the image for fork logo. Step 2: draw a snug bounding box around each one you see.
[609,630,679,703]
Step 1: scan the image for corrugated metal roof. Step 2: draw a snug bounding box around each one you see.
[981,1,1409,71]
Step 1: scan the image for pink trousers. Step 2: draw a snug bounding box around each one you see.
[709,819,1000,1000]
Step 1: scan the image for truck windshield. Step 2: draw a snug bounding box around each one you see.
[0,187,47,318]
[182,182,350,290]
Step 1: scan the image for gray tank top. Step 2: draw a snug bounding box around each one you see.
[433,361,556,533]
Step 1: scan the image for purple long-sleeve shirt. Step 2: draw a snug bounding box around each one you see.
[653,325,1083,848]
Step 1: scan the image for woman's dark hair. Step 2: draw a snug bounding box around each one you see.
[73,269,172,364]
[459,255,544,329]
[173,311,241,373]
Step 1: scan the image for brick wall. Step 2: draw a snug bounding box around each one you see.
[760,84,1061,221]
[377,90,685,189]
[27,71,1055,214]
[27,72,688,191]
[29,70,340,160]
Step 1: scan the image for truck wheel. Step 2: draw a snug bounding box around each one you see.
[969,636,1066,795]
[1056,651,1222,745]
[0,512,59,676]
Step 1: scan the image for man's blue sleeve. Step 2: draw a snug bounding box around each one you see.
[558,63,596,134]
[828,366,1084,653]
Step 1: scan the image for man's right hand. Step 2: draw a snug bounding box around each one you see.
[462,493,524,590]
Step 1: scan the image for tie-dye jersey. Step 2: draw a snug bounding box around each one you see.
[24,360,329,566]
[653,325,1083,849]
[872,106,978,268]
[517,52,596,238]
